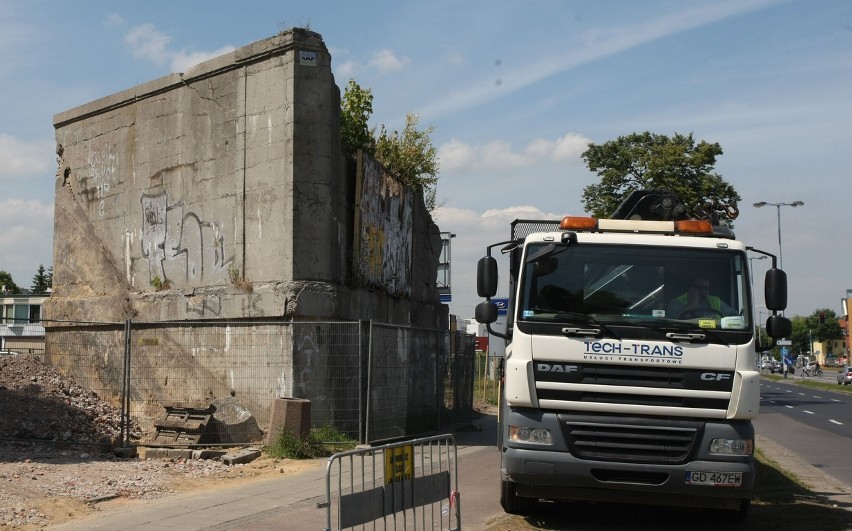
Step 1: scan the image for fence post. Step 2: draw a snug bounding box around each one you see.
[364,320,373,445]
[120,318,132,448]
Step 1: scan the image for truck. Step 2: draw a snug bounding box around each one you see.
[475,190,792,520]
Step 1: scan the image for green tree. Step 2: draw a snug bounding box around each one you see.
[31,264,51,294]
[581,132,740,225]
[340,81,440,210]
[340,79,375,157]
[0,270,20,294]
[375,113,439,210]
[789,309,844,359]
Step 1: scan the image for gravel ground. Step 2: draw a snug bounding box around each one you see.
[0,353,308,529]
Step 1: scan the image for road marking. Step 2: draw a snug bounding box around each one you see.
[803,410,814,415]
[785,405,794,409]
[829,420,843,425]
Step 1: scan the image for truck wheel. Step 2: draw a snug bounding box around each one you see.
[500,478,537,514]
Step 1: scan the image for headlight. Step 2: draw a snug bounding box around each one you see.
[508,425,553,445]
[709,438,753,456]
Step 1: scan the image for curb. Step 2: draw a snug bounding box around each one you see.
[756,434,852,510]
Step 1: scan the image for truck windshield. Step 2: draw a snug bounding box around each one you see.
[518,243,751,331]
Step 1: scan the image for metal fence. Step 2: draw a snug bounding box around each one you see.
[322,433,460,531]
[2,319,475,448]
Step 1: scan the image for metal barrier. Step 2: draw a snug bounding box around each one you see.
[322,434,461,531]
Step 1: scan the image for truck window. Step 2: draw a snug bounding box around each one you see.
[519,243,750,333]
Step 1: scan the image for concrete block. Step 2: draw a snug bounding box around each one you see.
[113,446,138,459]
[265,397,311,445]
[222,448,261,465]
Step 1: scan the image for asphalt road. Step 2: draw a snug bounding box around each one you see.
[756,377,852,487]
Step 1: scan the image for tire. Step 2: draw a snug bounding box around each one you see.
[500,478,538,515]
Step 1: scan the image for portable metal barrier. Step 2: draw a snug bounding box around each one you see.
[321,434,461,530]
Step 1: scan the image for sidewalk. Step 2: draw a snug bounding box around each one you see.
[49,414,852,530]
[48,417,499,531]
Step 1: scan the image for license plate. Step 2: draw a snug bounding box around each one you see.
[685,471,742,487]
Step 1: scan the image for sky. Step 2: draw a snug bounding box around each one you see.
[0,0,850,321]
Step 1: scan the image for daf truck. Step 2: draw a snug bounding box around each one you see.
[475,191,792,520]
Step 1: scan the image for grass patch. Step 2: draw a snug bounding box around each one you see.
[265,425,357,459]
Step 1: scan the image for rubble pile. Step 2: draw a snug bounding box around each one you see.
[0,353,133,446]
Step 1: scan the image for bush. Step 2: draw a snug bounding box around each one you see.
[265,425,356,459]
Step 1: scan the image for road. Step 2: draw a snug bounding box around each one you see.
[756,376,852,488]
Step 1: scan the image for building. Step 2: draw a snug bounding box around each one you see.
[0,293,48,354]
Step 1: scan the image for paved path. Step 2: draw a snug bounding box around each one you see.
[49,412,852,530]
[48,419,500,531]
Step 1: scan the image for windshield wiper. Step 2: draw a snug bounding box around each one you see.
[556,313,621,340]
[629,318,729,345]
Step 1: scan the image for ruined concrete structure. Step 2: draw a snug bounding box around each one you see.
[47,29,444,328]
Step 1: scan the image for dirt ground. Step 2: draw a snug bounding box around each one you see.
[0,353,322,529]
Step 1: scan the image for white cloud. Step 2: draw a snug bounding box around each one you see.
[170,46,236,73]
[124,23,234,73]
[104,14,125,27]
[526,133,590,161]
[368,49,409,73]
[125,24,171,67]
[438,133,591,172]
[446,50,465,67]
[0,134,53,178]
[335,60,358,80]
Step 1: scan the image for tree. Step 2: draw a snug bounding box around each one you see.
[340,79,375,157]
[375,113,439,210]
[340,81,440,210]
[0,270,20,294]
[789,309,844,359]
[31,264,51,294]
[581,132,740,225]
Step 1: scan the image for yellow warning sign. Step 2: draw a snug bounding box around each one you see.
[384,445,413,484]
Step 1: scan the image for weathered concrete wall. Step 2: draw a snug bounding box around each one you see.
[47,29,444,329]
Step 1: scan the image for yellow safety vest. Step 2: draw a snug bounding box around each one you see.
[673,293,722,312]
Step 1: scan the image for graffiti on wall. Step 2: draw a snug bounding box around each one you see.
[140,191,233,287]
[77,143,122,218]
[358,158,413,297]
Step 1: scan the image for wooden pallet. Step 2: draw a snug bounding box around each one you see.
[153,402,214,445]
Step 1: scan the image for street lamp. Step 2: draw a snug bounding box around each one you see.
[752,200,804,270]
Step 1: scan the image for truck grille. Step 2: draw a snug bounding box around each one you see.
[534,363,733,410]
[559,413,702,464]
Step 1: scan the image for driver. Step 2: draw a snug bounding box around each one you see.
[667,276,736,319]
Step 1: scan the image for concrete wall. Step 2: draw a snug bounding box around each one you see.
[47,29,444,329]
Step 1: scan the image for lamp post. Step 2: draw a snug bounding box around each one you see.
[752,200,804,270]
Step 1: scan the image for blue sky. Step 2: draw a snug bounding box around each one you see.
[1,0,849,321]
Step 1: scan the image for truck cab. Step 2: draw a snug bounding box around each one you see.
[476,192,792,520]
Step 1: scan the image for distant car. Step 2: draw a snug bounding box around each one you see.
[837,367,852,386]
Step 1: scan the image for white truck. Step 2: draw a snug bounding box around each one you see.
[475,191,792,520]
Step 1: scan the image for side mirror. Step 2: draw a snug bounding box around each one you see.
[477,256,498,298]
[475,301,498,324]
[766,314,792,339]
[764,268,787,311]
